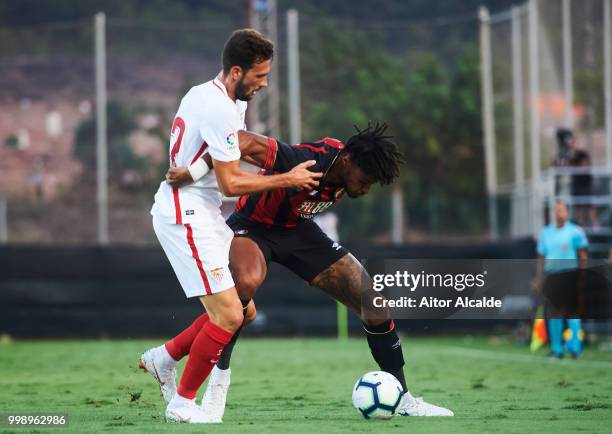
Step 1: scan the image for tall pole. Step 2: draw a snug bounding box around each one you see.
[512,6,525,188]
[248,1,262,132]
[511,6,526,236]
[479,6,498,239]
[0,197,7,243]
[604,0,612,168]
[391,186,404,245]
[287,9,301,145]
[562,0,574,129]
[248,0,279,136]
[529,0,542,235]
[267,0,280,138]
[95,12,109,245]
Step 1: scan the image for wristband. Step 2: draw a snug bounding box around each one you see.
[188,157,210,181]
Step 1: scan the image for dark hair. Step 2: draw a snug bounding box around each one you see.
[556,128,574,145]
[222,29,274,75]
[343,122,404,185]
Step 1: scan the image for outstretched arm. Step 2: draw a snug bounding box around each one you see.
[213,158,320,197]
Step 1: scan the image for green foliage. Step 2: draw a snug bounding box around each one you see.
[575,66,605,130]
[301,20,486,238]
[74,100,142,176]
[4,134,19,149]
[2,0,507,238]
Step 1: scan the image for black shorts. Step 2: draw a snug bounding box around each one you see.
[226,213,349,282]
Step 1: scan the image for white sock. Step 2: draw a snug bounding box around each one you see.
[170,393,195,406]
[209,365,231,385]
[156,344,176,368]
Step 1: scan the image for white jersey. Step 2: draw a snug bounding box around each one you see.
[151,76,247,224]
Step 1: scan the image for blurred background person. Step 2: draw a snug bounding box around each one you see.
[553,128,575,168]
[533,201,589,359]
[571,148,598,229]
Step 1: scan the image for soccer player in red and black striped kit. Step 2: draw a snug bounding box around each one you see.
[165,123,453,418]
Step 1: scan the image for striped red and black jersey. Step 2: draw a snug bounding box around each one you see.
[235,137,346,228]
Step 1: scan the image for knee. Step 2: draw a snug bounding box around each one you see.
[214,300,244,333]
[234,270,264,300]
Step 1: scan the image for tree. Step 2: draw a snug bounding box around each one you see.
[299,21,487,239]
[74,100,141,177]
[299,20,411,240]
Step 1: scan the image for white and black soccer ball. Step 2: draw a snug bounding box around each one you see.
[352,371,404,419]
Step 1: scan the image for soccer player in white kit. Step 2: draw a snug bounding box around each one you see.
[140,29,322,423]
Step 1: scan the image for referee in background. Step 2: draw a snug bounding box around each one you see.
[533,201,589,358]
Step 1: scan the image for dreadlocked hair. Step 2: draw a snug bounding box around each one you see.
[343,122,404,185]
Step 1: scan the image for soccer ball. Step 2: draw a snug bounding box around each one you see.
[352,371,404,419]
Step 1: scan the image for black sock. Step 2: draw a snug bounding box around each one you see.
[363,320,407,391]
[216,327,241,370]
[216,299,250,370]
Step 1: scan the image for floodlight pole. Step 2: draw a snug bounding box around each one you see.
[248,0,280,136]
[479,6,498,239]
[267,0,280,138]
[512,7,526,189]
[528,0,542,235]
[604,0,612,168]
[511,6,526,236]
[95,12,109,245]
[562,0,574,129]
[287,9,301,145]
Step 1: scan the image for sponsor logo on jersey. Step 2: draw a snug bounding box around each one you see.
[235,229,248,235]
[296,200,334,218]
[226,132,237,150]
[210,267,225,283]
[332,242,342,251]
[185,209,195,216]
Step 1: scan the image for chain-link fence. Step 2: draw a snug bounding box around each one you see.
[1,6,489,245]
[0,15,243,244]
[288,11,486,241]
[487,0,612,244]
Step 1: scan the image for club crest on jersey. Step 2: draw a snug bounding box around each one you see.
[296,200,334,218]
[209,267,225,283]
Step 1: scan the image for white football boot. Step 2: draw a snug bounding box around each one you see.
[166,394,219,423]
[139,345,177,403]
[395,391,454,416]
[200,365,231,422]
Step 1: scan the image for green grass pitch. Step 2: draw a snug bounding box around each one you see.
[1,337,611,433]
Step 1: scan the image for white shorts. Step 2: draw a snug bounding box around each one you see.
[152,214,235,298]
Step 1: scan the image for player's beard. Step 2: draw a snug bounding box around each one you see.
[235,77,254,101]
